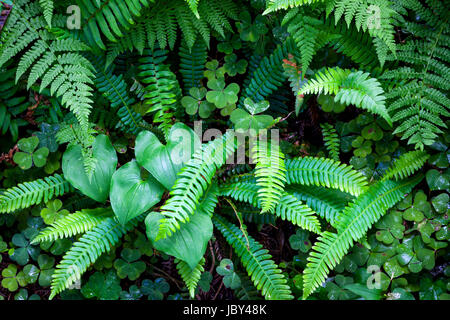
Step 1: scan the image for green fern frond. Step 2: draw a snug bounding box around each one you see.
[240,37,299,107]
[301,67,392,125]
[263,0,324,14]
[380,0,449,149]
[0,0,95,131]
[39,0,53,27]
[179,39,207,94]
[138,49,181,137]
[176,258,205,298]
[287,185,353,226]
[90,55,146,135]
[31,208,113,244]
[157,132,237,240]
[0,174,73,214]
[49,215,143,299]
[382,150,430,181]
[234,272,262,300]
[77,0,151,50]
[302,175,422,299]
[219,181,321,234]
[0,62,30,141]
[320,123,340,161]
[251,139,287,214]
[213,215,294,300]
[285,157,368,196]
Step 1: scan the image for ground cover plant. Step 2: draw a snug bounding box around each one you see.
[0,0,448,301]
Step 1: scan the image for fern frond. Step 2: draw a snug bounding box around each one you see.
[138,49,181,137]
[301,67,392,125]
[285,157,368,196]
[179,39,207,94]
[157,132,237,240]
[240,37,299,107]
[287,185,353,226]
[263,0,324,14]
[302,175,422,298]
[212,215,294,300]
[31,208,113,244]
[0,0,95,131]
[90,55,145,135]
[382,150,430,181]
[39,0,53,27]
[320,123,340,161]
[176,258,205,298]
[49,215,143,299]
[219,181,321,234]
[77,0,150,50]
[0,174,73,214]
[251,139,287,214]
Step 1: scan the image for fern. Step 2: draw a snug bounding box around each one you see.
[138,49,181,137]
[302,175,422,298]
[31,208,113,244]
[104,0,237,55]
[234,272,262,300]
[219,181,322,234]
[282,7,324,74]
[380,0,449,149]
[300,67,392,125]
[239,37,299,107]
[0,62,29,141]
[179,39,207,94]
[76,0,151,50]
[156,132,237,240]
[263,0,324,14]
[0,174,73,214]
[320,123,340,161]
[382,150,430,181]
[90,55,146,135]
[0,0,95,131]
[285,157,368,196]
[251,139,287,214]
[287,185,353,226]
[176,258,205,298]
[49,214,143,299]
[213,215,293,300]
[39,0,53,27]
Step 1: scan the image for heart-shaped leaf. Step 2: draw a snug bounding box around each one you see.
[110,160,164,225]
[135,123,200,190]
[145,210,213,269]
[62,135,117,203]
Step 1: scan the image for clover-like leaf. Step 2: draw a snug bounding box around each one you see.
[140,278,170,300]
[204,60,225,81]
[81,270,122,300]
[181,87,216,118]
[289,229,311,253]
[206,79,240,108]
[1,265,26,292]
[216,259,241,290]
[113,248,146,281]
[34,123,60,153]
[223,54,248,77]
[120,285,143,300]
[40,199,69,225]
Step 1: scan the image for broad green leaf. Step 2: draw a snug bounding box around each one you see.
[146,210,213,269]
[110,160,164,225]
[62,134,117,203]
[135,123,200,190]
